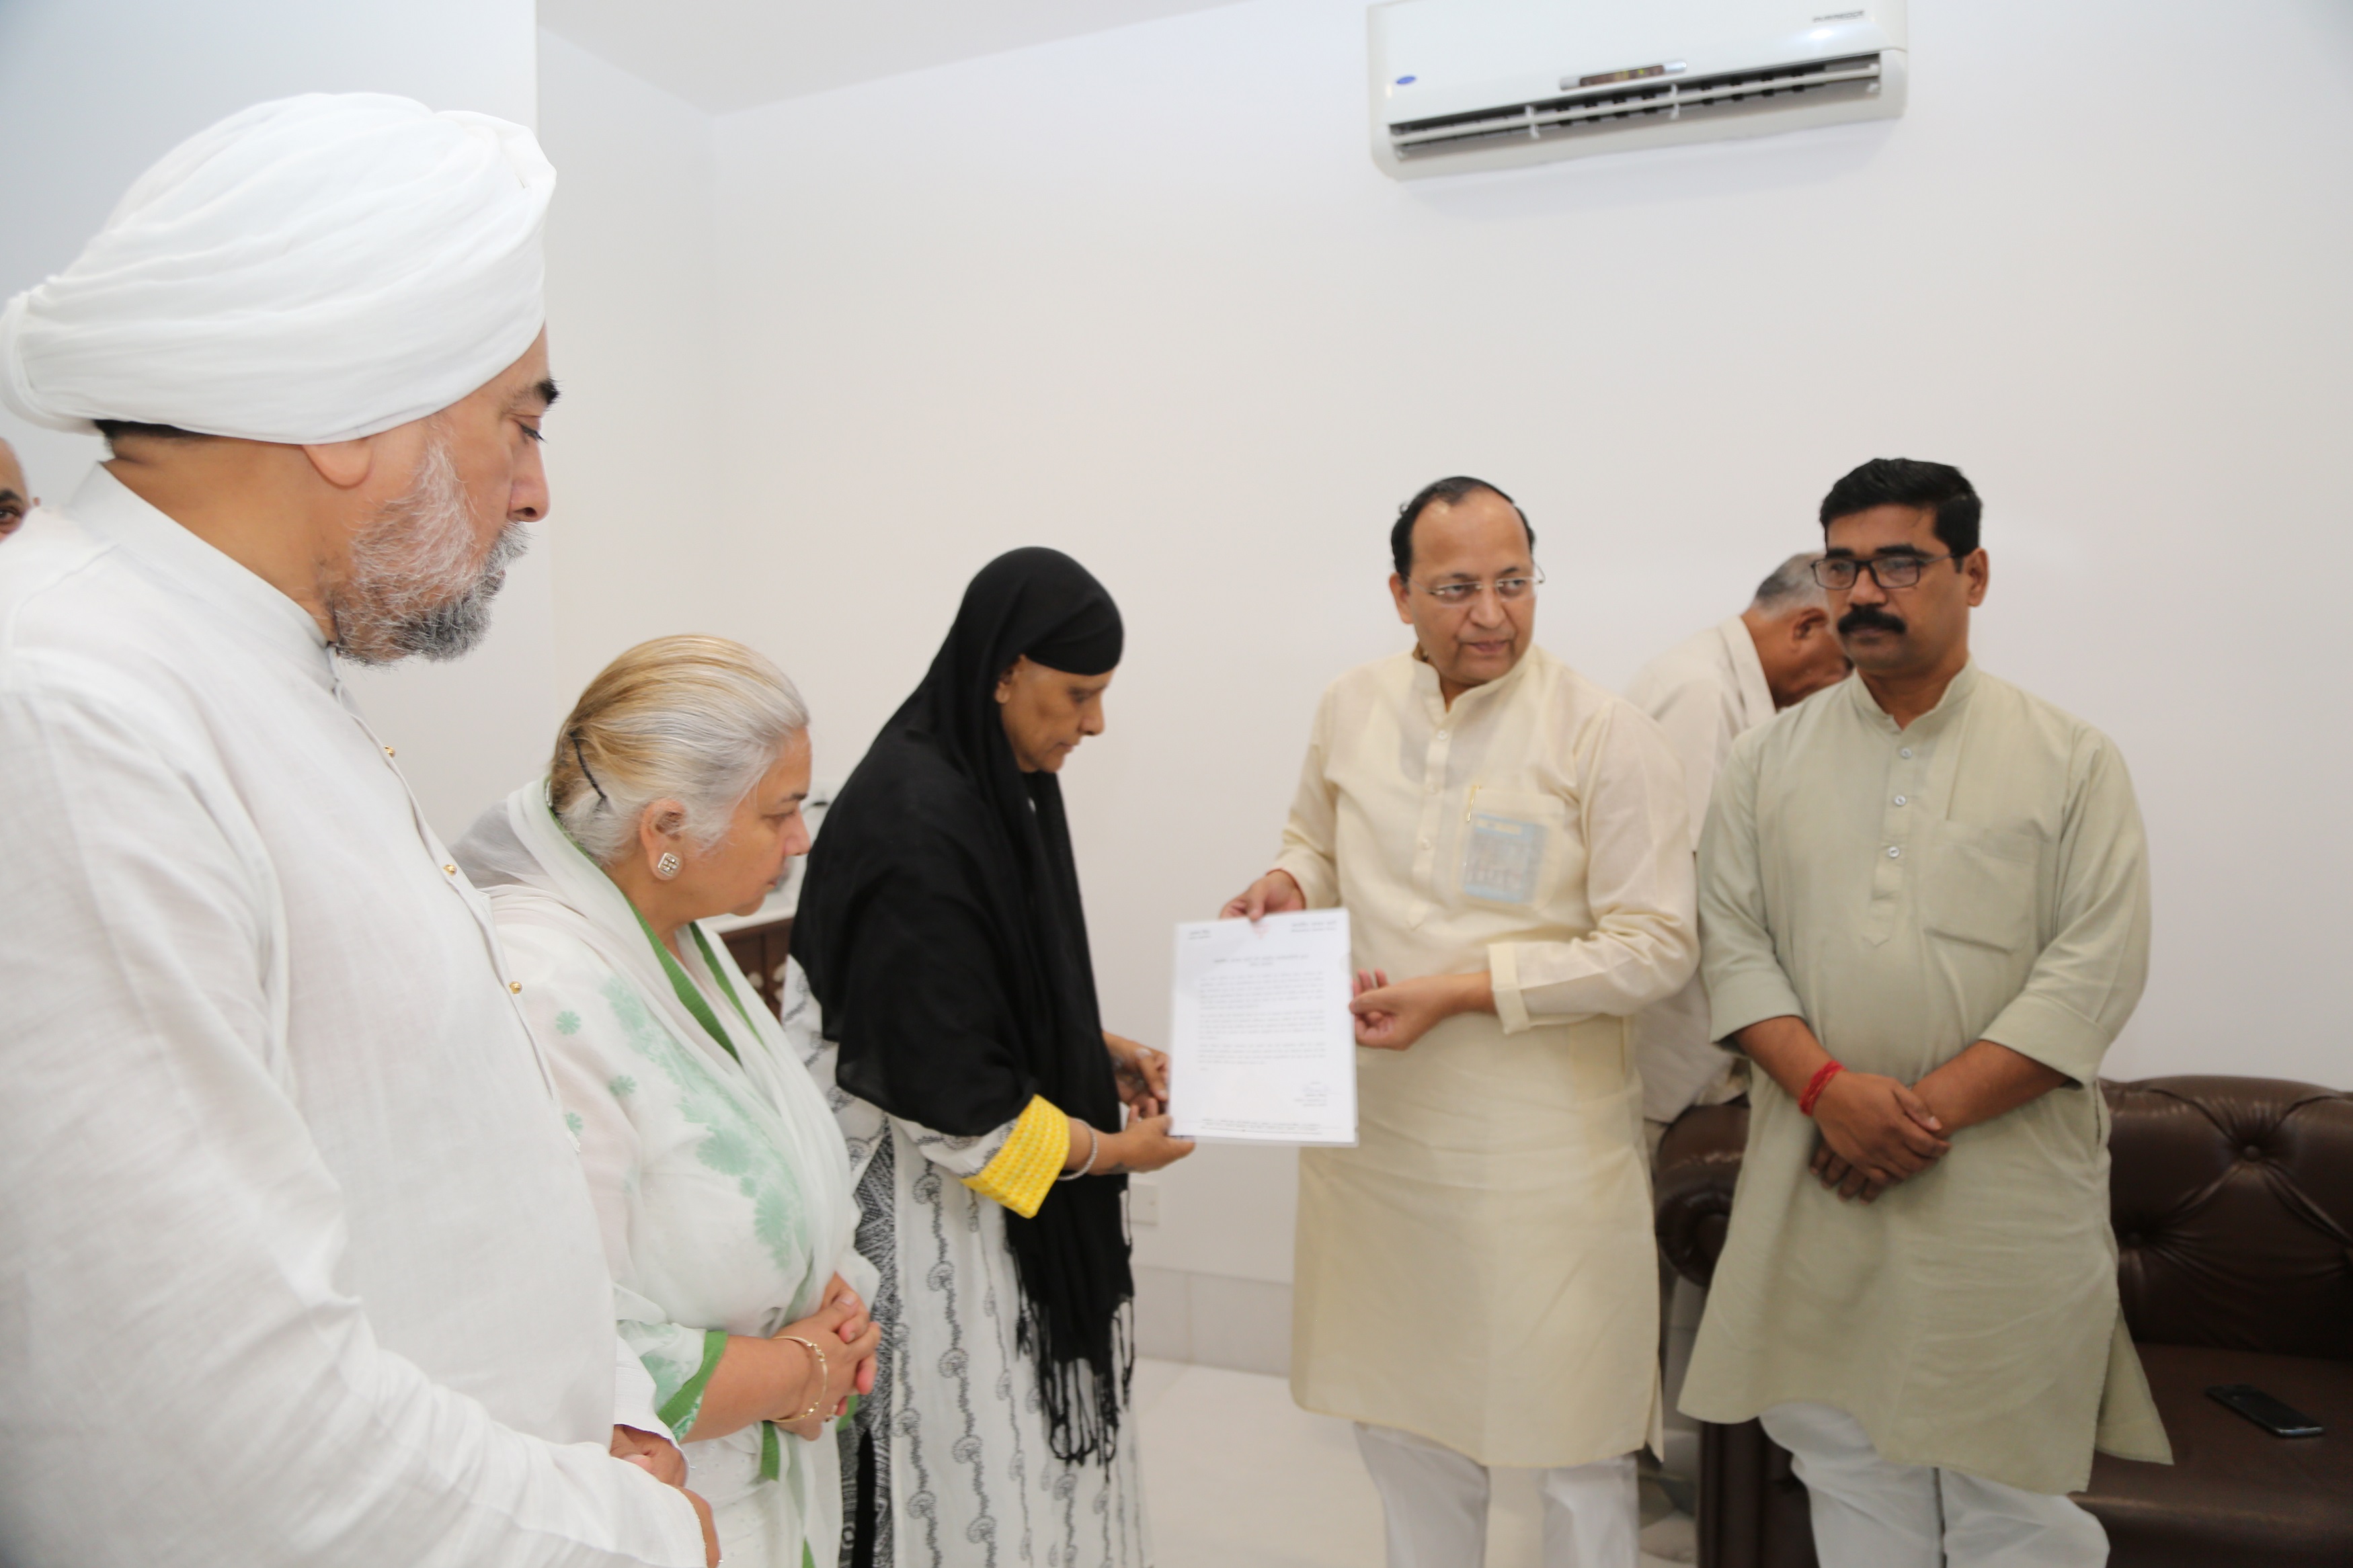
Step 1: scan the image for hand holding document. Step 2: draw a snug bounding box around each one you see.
[1168,910,1357,1146]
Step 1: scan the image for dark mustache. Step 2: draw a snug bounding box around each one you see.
[1838,606,1908,636]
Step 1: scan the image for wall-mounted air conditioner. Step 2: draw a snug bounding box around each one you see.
[1369,0,1907,179]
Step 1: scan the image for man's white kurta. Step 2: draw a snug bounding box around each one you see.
[0,471,705,1567]
[1680,665,2171,1495]
[1622,616,1776,1123]
[1273,647,1698,1468]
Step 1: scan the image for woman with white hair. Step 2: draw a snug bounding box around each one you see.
[457,635,881,1568]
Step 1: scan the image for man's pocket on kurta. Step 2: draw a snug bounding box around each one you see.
[1919,821,2041,954]
[1460,792,1568,907]
[1462,813,1546,904]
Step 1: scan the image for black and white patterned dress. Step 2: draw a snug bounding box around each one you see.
[785,977,1149,1568]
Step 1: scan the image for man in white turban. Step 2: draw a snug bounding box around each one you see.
[0,95,715,1567]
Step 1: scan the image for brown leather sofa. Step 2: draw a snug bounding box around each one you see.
[1654,1075,2353,1568]
[719,914,795,1017]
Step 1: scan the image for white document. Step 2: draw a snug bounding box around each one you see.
[1168,910,1357,1146]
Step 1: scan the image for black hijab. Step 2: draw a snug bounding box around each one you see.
[793,547,1130,1463]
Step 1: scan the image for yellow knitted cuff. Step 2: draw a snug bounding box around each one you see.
[961,1096,1070,1219]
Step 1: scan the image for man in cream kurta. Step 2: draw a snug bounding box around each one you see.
[1623,552,1848,1132]
[1681,459,2168,1568]
[1224,477,1696,1567]
[0,97,707,1566]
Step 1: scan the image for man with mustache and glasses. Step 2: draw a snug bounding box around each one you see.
[1222,476,1698,1568]
[0,97,716,1567]
[1677,459,2169,1567]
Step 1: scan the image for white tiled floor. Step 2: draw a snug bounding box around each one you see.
[1135,1358,1693,1567]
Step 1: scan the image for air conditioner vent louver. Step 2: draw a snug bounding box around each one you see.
[1390,52,1885,161]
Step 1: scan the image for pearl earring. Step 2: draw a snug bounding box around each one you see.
[655,852,681,879]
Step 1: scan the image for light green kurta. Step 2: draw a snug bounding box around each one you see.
[1679,663,2172,1495]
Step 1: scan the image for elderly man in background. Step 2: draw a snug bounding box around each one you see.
[0,436,34,537]
[0,95,711,1566]
[1680,458,2169,1567]
[1621,550,1849,1503]
[1224,476,1696,1568]
[1624,551,1849,1140]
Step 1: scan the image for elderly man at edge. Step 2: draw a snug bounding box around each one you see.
[1679,458,2169,1567]
[1624,551,1850,1141]
[0,96,710,1565]
[1223,476,1697,1567]
[0,436,35,538]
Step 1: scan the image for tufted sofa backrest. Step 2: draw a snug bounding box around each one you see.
[2105,1075,2353,1361]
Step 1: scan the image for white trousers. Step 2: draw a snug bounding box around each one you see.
[1760,1402,2108,1568]
[1353,1421,1638,1568]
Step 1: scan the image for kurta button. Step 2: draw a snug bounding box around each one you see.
[509,981,523,994]
[1886,846,1902,859]
[383,745,395,757]
[443,864,456,875]
[1893,795,1908,807]
[1899,747,1914,759]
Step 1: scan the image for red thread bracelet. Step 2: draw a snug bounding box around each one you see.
[1798,1061,1845,1118]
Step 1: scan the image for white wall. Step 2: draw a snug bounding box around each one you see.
[534,29,727,712]
[0,0,549,836]
[537,0,2353,1327]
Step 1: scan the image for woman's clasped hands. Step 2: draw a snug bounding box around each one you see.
[772,1276,881,1440]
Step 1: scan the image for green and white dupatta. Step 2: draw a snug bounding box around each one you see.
[457,781,871,1568]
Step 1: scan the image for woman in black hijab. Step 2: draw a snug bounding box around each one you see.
[794,548,1193,1568]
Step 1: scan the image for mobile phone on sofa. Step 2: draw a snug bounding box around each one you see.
[2206,1384,2323,1438]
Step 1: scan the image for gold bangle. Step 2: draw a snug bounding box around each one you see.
[779,1334,828,1422]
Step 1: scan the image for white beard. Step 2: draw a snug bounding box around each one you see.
[330,427,528,666]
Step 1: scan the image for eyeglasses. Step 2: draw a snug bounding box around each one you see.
[1812,554,1957,591]
[1406,566,1545,605]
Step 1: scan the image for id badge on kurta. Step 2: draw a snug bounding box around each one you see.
[1461,811,1546,905]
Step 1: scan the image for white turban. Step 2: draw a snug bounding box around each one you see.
[0,93,554,444]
